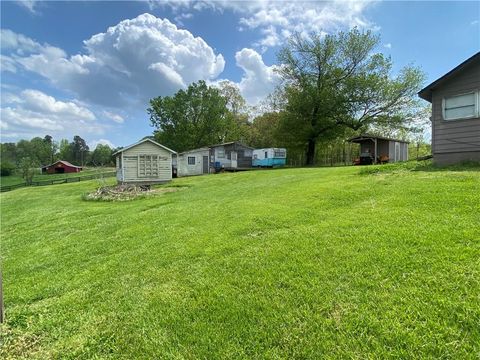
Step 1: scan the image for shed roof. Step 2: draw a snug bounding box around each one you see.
[418,51,480,102]
[209,141,253,149]
[41,160,82,169]
[178,147,210,155]
[348,134,409,144]
[113,138,177,155]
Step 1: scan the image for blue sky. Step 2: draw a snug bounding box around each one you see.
[1,0,479,149]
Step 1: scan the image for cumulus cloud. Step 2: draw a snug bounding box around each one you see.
[88,138,116,150]
[0,89,105,140]
[384,43,392,49]
[4,13,225,107]
[234,48,282,105]
[157,0,378,50]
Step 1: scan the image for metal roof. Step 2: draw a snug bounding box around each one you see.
[348,134,409,144]
[208,141,254,149]
[113,138,177,155]
[418,52,480,103]
[41,160,82,169]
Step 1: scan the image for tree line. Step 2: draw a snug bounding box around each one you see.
[149,28,430,165]
[1,135,116,177]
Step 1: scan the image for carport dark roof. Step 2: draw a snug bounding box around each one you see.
[418,51,480,103]
[348,134,409,144]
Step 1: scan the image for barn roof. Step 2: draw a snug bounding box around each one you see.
[41,160,82,169]
[348,134,409,144]
[113,138,177,155]
[418,51,480,102]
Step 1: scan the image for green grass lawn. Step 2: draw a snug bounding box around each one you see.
[0,167,115,188]
[1,164,479,359]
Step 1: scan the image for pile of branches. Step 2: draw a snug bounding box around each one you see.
[83,185,154,202]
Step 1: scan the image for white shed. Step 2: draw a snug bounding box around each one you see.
[114,138,176,184]
[177,147,210,177]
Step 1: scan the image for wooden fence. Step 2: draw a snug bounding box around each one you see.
[0,172,116,193]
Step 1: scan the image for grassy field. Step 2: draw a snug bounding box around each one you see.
[0,167,115,188]
[1,163,479,359]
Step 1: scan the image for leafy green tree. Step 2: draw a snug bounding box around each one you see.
[58,139,73,162]
[0,161,15,176]
[43,135,58,164]
[217,81,251,143]
[277,29,425,165]
[91,144,113,166]
[148,80,229,152]
[30,137,51,165]
[19,157,38,185]
[71,135,89,166]
[248,112,282,148]
[0,143,17,165]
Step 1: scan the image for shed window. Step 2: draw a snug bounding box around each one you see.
[217,149,225,158]
[187,156,196,165]
[138,155,159,177]
[443,93,478,120]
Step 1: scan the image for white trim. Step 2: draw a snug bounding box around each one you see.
[113,138,177,155]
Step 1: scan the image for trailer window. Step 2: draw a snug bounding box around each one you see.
[274,150,286,158]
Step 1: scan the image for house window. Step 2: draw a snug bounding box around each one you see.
[138,154,159,177]
[265,151,268,159]
[443,92,478,120]
[188,156,195,165]
[217,149,225,158]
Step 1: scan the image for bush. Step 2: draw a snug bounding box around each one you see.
[1,161,16,176]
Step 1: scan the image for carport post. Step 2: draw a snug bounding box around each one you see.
[374,138,378,164]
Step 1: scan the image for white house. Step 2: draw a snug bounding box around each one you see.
[177,147,210,177]
[113,138,176,185]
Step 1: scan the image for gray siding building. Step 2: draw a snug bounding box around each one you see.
[419,52,480,165]
[349,135,408,164]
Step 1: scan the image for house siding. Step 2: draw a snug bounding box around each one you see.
[430,60,480,164]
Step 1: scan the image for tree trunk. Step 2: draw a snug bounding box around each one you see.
[306,139,316,166]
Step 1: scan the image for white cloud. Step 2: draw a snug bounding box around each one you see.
[103,111,124,124]
[88,138,116,150]
[471,20,479,26]
[0,89,105,140]
[234,48,282,105]
[384,43,392,49]
[4,13,225,107]
[16,0,39,14]
[157,0,378,50]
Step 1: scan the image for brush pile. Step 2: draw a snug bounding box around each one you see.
[83,184,179,201]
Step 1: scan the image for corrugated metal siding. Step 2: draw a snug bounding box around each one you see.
[431,61,480,155]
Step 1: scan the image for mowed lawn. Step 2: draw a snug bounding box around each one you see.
[1,164,479,359]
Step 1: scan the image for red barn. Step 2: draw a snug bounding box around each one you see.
[42,160,83,174]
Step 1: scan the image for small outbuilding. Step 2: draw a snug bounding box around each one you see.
[418,51,480,165]
[209,141,253,171]
[349,134,409,165]
[252,148,287,167]
[113,138,176,185]
[42,160,82,174]
[177,147,210,177]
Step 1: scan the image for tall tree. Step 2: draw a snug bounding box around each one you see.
[217,81,251,142]
[43,135,58,163]
[148,80,229,152]
[91,144,113,166]
[58,139,73,162]
[71,135,89,166]
[248,112,282,148]
[277,29,425,165]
